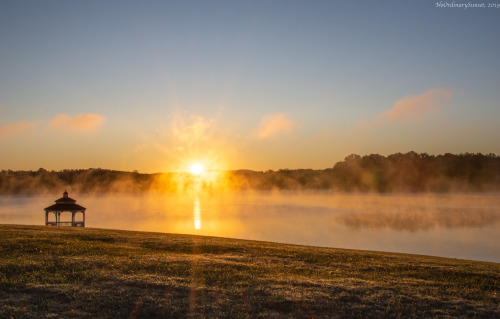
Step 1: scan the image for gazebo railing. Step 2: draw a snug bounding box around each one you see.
[46,221,84,227]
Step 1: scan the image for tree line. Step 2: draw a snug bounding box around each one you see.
[1,152,499,194]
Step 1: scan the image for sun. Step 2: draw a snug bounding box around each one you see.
[190,163,204,175]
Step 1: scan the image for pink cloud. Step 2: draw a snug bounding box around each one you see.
[380,88,453,122]
[0,121,35,137]
[257,113,297,139]
[49,113,106,132]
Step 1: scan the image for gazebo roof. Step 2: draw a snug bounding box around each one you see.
[44,191,86,212]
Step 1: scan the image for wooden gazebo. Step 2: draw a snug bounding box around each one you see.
[44,191,86,227]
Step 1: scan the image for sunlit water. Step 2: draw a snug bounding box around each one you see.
[1,192,499,263]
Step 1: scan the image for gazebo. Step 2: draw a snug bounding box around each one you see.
[44,191,86,227]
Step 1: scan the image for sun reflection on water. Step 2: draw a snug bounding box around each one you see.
[194,197,201,230]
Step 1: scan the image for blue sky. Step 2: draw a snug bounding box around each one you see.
[1,1,499,172]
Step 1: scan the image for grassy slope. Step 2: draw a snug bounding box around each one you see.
[0,225,498,318]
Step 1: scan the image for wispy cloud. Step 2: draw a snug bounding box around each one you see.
[133,114,215,154]
[383,89,453,121]
[257,113,297,139]
[49,113,106,132]
[364,88,454,128]
[171,115,212,148]
[0,121,35,137]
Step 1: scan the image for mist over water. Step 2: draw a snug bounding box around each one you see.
[1,192,499,263]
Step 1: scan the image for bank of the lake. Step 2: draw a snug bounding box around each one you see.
[0,225,499,318]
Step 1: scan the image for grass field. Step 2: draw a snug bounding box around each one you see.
[0,225,498,318]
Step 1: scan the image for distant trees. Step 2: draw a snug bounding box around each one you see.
[329,152,500,192]
[0,168,152,195]
[226,152,500,192]
[1,152,499,194]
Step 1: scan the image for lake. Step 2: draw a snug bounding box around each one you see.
[1,192,499,263]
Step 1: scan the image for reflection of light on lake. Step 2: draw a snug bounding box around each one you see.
[194,197,201,230]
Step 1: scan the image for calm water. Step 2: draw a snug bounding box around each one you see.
[1,192,499,263]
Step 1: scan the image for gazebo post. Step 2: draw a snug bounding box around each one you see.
[72,211,75,226]
[45,211,48,225]
[83,211,85,227]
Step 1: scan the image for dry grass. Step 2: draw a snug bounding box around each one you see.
[0,225,499,318]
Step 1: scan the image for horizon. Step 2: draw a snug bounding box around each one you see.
[1,1,499,173]
[3,150,498,175]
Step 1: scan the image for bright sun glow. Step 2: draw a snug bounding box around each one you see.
[190,163,204,175]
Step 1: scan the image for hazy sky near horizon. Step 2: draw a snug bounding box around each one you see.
[1,1,499,173]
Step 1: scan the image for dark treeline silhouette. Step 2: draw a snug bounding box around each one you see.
[1,152,500,194]
[0,168,153,195]
[227,152,500,192]
[330,152,500,192]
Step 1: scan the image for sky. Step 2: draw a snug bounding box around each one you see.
[1,0,499,173]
